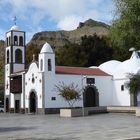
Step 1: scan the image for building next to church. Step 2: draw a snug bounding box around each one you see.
[4,24,140,114]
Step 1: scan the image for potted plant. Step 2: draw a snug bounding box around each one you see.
[55,82,82,117]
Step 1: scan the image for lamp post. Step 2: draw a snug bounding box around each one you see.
[81,75,87,116]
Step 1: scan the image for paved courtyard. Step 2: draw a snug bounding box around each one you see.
[0,113,140,140]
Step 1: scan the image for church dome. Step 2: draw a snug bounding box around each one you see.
[10,25,20,31]
[40,42,53,53]
[98,51,140,79]
[99,60,121,75]
[113,51,140,78]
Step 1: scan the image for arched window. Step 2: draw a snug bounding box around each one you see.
[14,35,18,45]
[7,50,10,64]
[9,36,11,46]
[19,36,23,46]
[48,59,52,71]
[6,37,8,46]
[40,59,43,71]
[121,85,124,91]
[15,49,22,63]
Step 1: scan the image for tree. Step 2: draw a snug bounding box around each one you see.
[55,82,81,107]
[26,43,40,65]
[125,74,140,106]
[56,35,114,67]
[110,0,140,50]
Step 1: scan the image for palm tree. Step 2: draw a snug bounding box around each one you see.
[125,74,140,106]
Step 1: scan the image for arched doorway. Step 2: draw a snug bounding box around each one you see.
[29,92,37,113]
[83,86,99,107]
[6,98,9,112]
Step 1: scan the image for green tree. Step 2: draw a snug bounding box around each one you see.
[125,74,140,106]
[81,35,113,66]
[110,0,140,50]
[56,35,113,67]
[26,43,40,65]
[55,82,81,107]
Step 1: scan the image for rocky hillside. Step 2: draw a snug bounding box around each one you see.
[28,19,109,48]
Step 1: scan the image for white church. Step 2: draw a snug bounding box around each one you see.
[4,24,140,114]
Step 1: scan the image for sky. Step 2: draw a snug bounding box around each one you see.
[0,0,114,42]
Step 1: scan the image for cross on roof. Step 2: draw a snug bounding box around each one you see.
[13,16,17,25]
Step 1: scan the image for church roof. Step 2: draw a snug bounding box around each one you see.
[40,42,53,53]
[10,25,20,31]
[56,66,111,76]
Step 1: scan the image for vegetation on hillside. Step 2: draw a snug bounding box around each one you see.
[26,43,40,65]
[56,35,114,67]
[56,34,131,67]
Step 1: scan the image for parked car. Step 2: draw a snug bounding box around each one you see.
[0,105,4,113]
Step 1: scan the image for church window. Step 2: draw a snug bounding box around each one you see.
[51,97,56,101]
[32,77,35,84]
[14,35,18,45]
[7,50,10,64]
[19,36,23,46]
[48,59,52,71]
[9,36,11,46]
[6,37,8,46]
[121,85,124,91]
[40,59,43,71]
[15,49,22,63]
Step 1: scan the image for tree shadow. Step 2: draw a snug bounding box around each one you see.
[0,127,35,133]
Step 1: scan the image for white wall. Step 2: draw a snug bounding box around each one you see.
[95,76,113,106]
[112,79,130,106]
[44,74,113,108]
[13,64,24,73]
[25,62,43,109]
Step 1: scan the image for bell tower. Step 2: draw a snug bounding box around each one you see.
[5,25,25,74]
[5,20,26,112]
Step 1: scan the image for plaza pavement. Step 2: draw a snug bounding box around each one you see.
[0,113,140,140]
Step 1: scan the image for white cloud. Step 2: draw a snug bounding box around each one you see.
[57,15,82,31]
[0,0,114,40]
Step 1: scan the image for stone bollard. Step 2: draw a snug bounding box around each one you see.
[136,108,140,117]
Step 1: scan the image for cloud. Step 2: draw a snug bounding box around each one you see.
[0,0,114,40]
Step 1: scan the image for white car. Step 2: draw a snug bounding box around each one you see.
[0,105,4,113]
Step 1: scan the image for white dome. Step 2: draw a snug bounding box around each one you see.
[99,60,121,75]
[40,42,53,53]
[10,25,20,31]
[113,53,140,78]
[98,51,140,79]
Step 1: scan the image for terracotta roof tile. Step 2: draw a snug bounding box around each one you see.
[56,66,111,76]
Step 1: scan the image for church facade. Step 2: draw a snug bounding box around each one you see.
[4,25,140,114]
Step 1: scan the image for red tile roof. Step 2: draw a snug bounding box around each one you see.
[56,66,111,76]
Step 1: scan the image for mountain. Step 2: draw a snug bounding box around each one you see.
[28,19,109,48]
